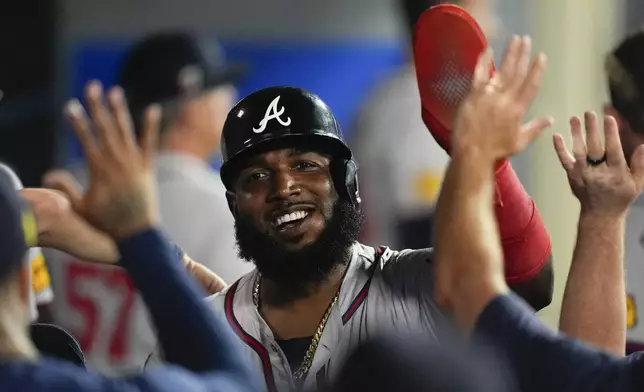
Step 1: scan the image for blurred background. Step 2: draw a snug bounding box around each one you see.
[0,0,635,329]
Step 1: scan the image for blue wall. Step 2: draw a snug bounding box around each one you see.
[66,39,406,166]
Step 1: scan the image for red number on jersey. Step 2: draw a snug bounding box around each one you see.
[65,263,99,352]
[65,262,136,361]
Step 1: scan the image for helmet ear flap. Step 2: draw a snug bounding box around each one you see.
[331,158,361,209]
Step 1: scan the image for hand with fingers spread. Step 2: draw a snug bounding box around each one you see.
[453,35,553,162]
[65,81,161,239]
[554,112,644,356]
[433,35,553,328]
[553,112,644,216]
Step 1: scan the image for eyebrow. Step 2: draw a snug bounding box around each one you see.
[287,148,331,159]
[240,155,264,169]
[287,148,308,157]
[241,148,330,170]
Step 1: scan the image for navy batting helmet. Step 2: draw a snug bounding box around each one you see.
[220,86,360,207]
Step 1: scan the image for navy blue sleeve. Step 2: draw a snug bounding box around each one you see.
[116,228,258,386]
[474,293,644,392]
[0,358,258,392]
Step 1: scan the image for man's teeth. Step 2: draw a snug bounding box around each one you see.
[275,211,309,226]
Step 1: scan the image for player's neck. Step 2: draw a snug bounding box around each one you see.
[260,263,348,340]
[0,317,38,362]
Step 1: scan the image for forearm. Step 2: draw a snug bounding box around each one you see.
[434,149,508,327]
[494,160,552,284]
[40,214,227,295]
[38,211,119,263]
[559,211,626,355]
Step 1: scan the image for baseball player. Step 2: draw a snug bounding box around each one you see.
[148,81,553,391]
[0,163,54,323]
[44,32,251,375]
[555,29,644,355]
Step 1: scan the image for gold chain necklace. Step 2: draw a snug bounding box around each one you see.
[253,274,341,382]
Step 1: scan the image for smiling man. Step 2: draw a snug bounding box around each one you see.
[147,85,552,391]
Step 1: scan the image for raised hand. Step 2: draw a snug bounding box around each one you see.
[21,186,120,263]
[452,35,553,162]
[20,188,71,237]
[64,81,161,239]
[553,112,644,216]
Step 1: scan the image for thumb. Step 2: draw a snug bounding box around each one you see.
[42,170,84,211]
[519,116,554,149]
[630,144,644,191]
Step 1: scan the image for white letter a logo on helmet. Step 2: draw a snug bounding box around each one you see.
[253,95,291,133]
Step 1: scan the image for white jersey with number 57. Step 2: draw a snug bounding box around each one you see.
[147,243,448,391]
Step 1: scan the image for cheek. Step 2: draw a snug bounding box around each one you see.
[236,193,267,227]
[314,178,338,219]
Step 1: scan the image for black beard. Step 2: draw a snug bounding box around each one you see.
[234,199,364,306]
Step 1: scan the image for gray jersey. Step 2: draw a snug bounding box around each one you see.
[625,196,644,345]
[148,243,449,391]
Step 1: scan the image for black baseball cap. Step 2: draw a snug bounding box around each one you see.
[0,167,35,283]
[118,31,245,122]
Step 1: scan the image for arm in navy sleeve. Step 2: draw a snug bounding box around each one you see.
[1,227,260,392]
[0,357,258,392]
[116,228,256,382]
[474,293,644,392]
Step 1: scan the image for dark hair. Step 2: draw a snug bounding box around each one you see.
[30,323,86,368]
[607,29,644,131]
[130,99,181,142]
[399,0,443,38]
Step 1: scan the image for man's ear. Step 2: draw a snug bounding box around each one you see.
[225,191,237,218]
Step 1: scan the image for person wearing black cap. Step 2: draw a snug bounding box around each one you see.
[42,31,252,375]
[0,82,260,391]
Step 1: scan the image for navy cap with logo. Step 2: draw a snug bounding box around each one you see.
[0,168,35,283]
[118,31,245,127]
[220,86,351,187]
